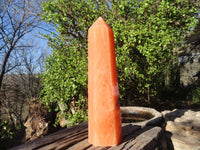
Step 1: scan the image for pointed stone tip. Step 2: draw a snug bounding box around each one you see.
[92,17,107,26]
[96,17,104,22]
[89,17,111,30]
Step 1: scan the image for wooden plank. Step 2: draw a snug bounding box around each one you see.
[108,126,161,150]
[108,124,141,150]
[10,122,162,150]
[67,139,92,150]
[55,133,88,150]
[121,124,141,138]
[128,127,162,150]
[10,122,88,150]
[38,128,88,150]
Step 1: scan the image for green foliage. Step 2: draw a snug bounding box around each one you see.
[40,39,88,125]
[40,0,198,125]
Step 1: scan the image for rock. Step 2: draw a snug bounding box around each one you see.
[162,109,186,122]
[120,106,163,127]
[163,109,200,150]
[24,114,48,142]
[24,99,49,142]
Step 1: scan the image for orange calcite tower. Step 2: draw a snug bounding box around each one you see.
[88,17,122,146]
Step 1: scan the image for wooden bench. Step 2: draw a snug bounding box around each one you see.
[10,122,163,150]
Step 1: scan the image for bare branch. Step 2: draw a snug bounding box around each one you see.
[0,0,43,89]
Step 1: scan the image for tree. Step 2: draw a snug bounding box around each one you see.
[41,0,198,125]
[0,0,49,137]
[0,0,43,90]
[0,40,45,128]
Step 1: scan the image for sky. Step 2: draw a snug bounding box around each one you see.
[20,25,53,74]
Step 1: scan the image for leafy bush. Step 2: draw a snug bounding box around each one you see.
[40,0,198,125]
[40,40,88,125]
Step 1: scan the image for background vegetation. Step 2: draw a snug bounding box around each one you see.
[40,0,199,126]
[0,0,48,149]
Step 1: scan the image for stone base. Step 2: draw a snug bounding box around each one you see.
[162,109,200,150]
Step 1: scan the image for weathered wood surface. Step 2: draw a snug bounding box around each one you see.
[10,123,162,150]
